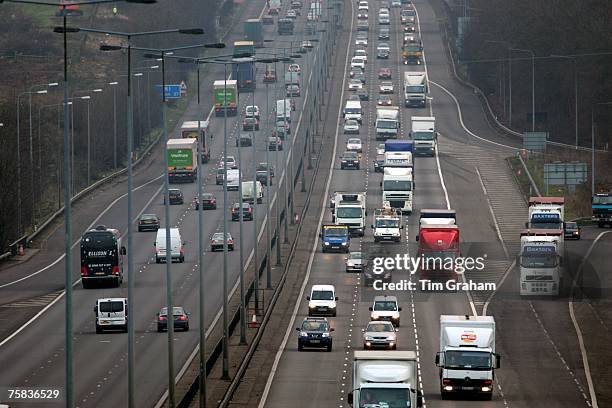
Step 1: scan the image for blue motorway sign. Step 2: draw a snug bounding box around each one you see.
[155,84,181,99]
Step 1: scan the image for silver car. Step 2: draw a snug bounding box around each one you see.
[363,321,398,350]
[345,251,363,272]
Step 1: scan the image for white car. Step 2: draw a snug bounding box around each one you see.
[377,42,390,53]
[345,251,364,272]
[355,37,368,46]
[354,49,368,63]
[221,155,237,169]
[307,284,337,317]
[348,79,363,91]
[351,57,366,69]
[343,119,360,134]
[378,13,390,25]
[357,11,368,19]
[288,63,301,73]
[358,1,368,11]
[376,143,385,155]
[346,137,363,153]
[245,105,260,119]
[391,0,401,7]
[286,9,297,18]
[369,295,401,326]
[379,81,394,93]
[363,321,397,350]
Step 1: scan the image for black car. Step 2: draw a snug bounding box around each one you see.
[296,317,334,352]
[377,50,390,59]
[194,193,217,210]
[564,221,581,240]
[353,72,367,84]
[356,89,369,101]
[340,151,360,169]
[236,133,253,147]
[138,214,160,232]
[257,162,275,177]
[231,202,254,221]
[165,188,184,205]
[242,117,260,131]
[378,29,390,40]
[374,154,385,172]
[157,306,190,332]
[215,168,225,185]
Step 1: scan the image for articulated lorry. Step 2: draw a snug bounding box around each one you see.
[592,192,612,227]
[167,138,197,183]
[332,192,367,236]
[232,56,256,92]
[243,19,263,47]
[527,197,564,230]
[348,351,423,408]
[214,80,238,116]
[376,107,400,140]
[417,209,459,278]
[180,120,210,163]
[410,116,437,156]
[372,208,403,242]
[403,71,427,108]
[519,229,564,296]
[436,315,500,400]
[382,167,413,213]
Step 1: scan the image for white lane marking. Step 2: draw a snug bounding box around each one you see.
[429,79,518,152]
[481,258,515,317]
[0,183,165,349]
[475,166,509,259]
[0,174,163,289]
[257,3,354,406]
[568,231,611,408]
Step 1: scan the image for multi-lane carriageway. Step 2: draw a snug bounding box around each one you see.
[257,0,598,407]
[0,0,605,407]
[0,0,324,405]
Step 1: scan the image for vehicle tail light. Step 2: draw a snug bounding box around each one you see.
[187,173,192,177]
[178,315,187,321]
[483,380,493,386]
[212,240,217,244]
[159,316,166,321]
[442,379,451,385]
[248,208,253,213]
[112,266,120,275]
[81,266,88,276]
[211,200,216,204]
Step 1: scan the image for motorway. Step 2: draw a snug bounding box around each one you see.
[0,0,328,406]
[258,0,596,407]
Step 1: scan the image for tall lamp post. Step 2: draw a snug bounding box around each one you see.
[70,88,102,191]
[510,47,535,131]
[4,2,160,407]
[591,101,612,195]
[551,55,579,148]
[484,40,511,125]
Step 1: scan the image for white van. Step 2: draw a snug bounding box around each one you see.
[276,99,292,123]
[307,284,338,317]
[94,297,128,333]
[226,169,240,191]
[155,228,184,263]
[343,100,363,123]
[242,180,264,204]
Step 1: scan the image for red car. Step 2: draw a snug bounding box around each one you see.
[378,67,392,79]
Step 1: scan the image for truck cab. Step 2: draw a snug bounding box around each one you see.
[319,224,350,252]
[410,116,437,156]
[527,197,564,230]
[372,208,403,242]
[332,193,367,236]
[436,315,500,400]
[382,167,413,214]
[519,229,563,296]
[592,192,612,227]
[416,224,460,279]
[94,297,128,333]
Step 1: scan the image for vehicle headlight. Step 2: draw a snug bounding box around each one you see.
[371,313,379,319]
[324,242,330,246]
[300,331,308,337]
[309,304,315,309]
[322,333,330,338]
[393,313,400,319]
[388,341,395,346]
[365,335,373,341]
[341,242,348,246]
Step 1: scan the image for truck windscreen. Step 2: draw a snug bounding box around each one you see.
[530,214,561,229]
[377,120,397,129]
[376,219,399,228]
[444,350,491,370]
[337,208,362,218]
[521,247,558,268]
[592,195,612,205]
[323,228,348,237]
[413,131,433,140]
[406,85,424,93]
[359,388,410,408]
[383,180,412,191]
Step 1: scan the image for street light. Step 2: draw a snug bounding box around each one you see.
[108,81,119,168]
[510,47,535,131]
[591,101,612,195]
[484,40,511,125]
[551,54,579,148]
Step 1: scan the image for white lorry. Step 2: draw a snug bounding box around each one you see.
[403,71,427,108]
[372,208,403,242]
[376,107,400,140]
[333,192,367,236]
[435,315,500,400]
[384,151,413,169]
[348,350,423,408]
[527,197,564,231]
[382,167,413,214]
[343,100,363,124]
[519,229,564,296]
[410,116,437,156]
[276,99,292,123]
